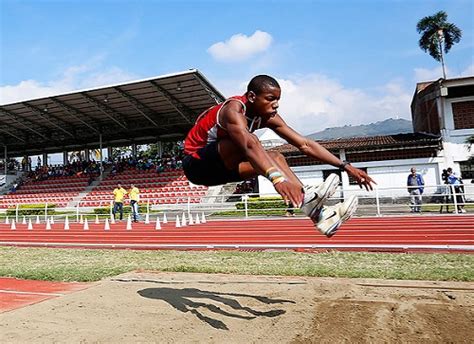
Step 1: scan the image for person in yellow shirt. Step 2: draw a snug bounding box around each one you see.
[129,183,140,222]
[112,182,127,220]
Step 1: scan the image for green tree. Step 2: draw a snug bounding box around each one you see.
[417,11,462,79]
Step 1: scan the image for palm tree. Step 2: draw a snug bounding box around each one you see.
[417,11,462,79]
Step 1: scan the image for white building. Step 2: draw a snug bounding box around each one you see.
[258,76,474,199]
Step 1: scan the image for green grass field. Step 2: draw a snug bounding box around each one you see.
[0,247,473,282]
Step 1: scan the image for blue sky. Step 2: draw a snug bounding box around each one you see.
[1,0,473,135]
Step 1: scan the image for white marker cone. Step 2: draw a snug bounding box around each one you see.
[27,219,33,230]
[188,213,194,225]
[181,213,187,227]
[175,215,181,228]
[104,218,110,230]
[80,214,84,224]
[145,213,150,224]
[5,216,9,225]
[83,218,89,230]
[50,216,54,225]
[201,212,206,223]
[64,216,70,230]
[36,215,40,224]
[110,215,115,224]
[46,218,51,230]
[10,220,16,230]
[163,213,168,223]
[95,215,100,224]
[195,214,201,225]
[155,216,161,230]
[22,216,26,225]
[126,215,132,230]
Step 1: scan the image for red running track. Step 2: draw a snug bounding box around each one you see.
[0,215,473,253]
[0,278,90,313]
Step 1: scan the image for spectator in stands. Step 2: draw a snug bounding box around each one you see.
[129,183,140,222]
[407,167,424,213]
[447,168,466,213]
[112,182,127,220]
[182,75,375,237]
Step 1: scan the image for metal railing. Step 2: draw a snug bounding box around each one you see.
[0,183,472,222]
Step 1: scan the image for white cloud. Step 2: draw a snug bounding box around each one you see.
[275,74,413,135]
[414,62,474,83]
[0,64,138,105]
[207,30,273,62]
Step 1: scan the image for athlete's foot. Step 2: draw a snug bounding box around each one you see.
[301,173,340,218]
[313,195,358,237]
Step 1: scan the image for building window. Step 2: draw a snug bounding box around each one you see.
[460,161,474,180]
[322,169,341,181]
[452,101,474,129]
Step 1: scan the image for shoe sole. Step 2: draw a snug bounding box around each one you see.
[325,195,358,238]
[306,174,340,218]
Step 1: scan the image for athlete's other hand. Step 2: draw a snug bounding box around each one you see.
[275,180,304,208]
[346,165,377,191]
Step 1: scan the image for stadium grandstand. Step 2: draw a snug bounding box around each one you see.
[0,69,224,211]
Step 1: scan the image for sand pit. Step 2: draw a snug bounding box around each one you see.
[1,272,473,343]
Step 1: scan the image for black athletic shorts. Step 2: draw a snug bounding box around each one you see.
[182,142,241,186]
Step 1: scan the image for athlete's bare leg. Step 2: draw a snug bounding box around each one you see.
[217,137,302,186]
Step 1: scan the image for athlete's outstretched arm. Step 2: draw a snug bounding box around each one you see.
[220,102,304,206]
[268,115,376,191]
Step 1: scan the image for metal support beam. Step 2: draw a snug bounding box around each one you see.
[50,98,101,134]
[22,102,75,138]
[149,81,195,123]
[0,127,27,142]
[4,145,7,176]
[80,92,128,129]
[113,87,160,127]
[0,108,48,140]
[99,134,103,181]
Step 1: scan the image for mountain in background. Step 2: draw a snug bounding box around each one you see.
[306,118,413,140]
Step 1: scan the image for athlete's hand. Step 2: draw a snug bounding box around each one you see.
[275,180,304,208]
[346,165,377,191]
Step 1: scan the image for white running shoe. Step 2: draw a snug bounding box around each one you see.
[301,173,340,218]
[314,195,358,237]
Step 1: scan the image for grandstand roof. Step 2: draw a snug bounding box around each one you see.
[0,69,225,158]
[271,133,442,154]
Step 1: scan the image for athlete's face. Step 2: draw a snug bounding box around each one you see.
[249,85,281,119]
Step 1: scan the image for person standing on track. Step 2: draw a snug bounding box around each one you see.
[183,75,376,237]
[112,182,127,221]
[407,167,424,213]
[129,183,140,222]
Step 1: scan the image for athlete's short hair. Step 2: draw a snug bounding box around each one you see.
[247,75,280,94]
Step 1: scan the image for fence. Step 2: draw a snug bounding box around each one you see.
[0,183,472,222]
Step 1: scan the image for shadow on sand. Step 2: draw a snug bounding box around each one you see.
[138,287,295,330]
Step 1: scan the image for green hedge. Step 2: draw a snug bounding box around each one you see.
[235,196,287,210]
[6,204,57,216]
